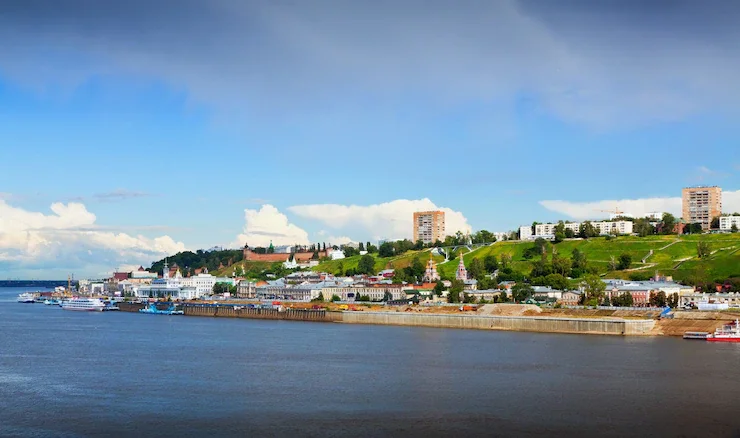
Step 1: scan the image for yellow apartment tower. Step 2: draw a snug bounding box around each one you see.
[682,186,722,230]
[413,211,445,244]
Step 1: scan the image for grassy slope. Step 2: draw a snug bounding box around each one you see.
[312,249,445,275]
[313,234,740,282]
[211,260,274,277]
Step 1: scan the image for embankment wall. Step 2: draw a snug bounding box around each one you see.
[339,312,655,336]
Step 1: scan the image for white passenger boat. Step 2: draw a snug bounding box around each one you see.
[61,298,106,312]
[17,293,35,303]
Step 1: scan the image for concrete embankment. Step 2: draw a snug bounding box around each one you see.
[339,311,656,336]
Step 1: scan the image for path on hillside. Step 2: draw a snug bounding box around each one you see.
[641,249,654,263]
[624,263,657,272]
[658,240,680,251]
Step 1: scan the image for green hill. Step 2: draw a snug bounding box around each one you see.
[314,234,740,284]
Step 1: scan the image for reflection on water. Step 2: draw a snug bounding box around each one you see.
[1,287,740,437]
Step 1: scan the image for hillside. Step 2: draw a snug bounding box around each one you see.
[313,234,740,284]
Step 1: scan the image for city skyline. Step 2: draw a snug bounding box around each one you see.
[2,1,740,278]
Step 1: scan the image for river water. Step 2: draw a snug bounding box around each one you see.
[1,286,740,437]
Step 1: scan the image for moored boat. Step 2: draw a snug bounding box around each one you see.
[683,331,710,340]
[61,298,106,312]
[707,319,740,342]
[17,293,35,303]
[139,303,183,315]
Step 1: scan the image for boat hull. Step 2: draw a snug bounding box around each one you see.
[707,337,740,342]
[62,307,104,311]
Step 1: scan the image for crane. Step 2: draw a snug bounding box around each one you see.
[595,207,624,216]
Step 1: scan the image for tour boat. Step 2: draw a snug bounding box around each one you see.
[707,319,740,342]
[60,298,106,312]
[139,303,183,315]
[17,293,35,303]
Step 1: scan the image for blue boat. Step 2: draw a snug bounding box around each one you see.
[139,303,184,315]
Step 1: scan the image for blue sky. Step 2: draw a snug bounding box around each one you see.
[1,0,740,279]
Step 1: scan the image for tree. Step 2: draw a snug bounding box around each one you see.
[511,283,534,303]
[697,241,710,259]
[579,221,598,238]
[553,221,566,243]
[499,290,509,303]
[551,253,571,276]
[434,281,445,296]
[500,253,512,270]
[684,223,703,234]
[331,294,341,302]
[356,254,376,275]
[447,280,465,303]
[544,273,569,291]
[484,255,499,273]
[581,274,606,303]
[564,228,575,238]
[634,218,655,237]
[711,217,720,230]
[414,240,424,250]
[608,256,618,271]
[410,257,425,280]
[469,258,485,280]
[336,262,345,276]
[570,248,587,277]
[359,242,365,251]
[660,213,677,235]
[617,253,632,270]
[378,242,395,258]
[732,224,739,233]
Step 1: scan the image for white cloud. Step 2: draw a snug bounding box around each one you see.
[289,198,471,242]
[0,199,186,274]
[233,204,309,248]
[326,236,353,246]
[540,190,740,220]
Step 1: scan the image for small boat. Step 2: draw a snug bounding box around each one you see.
[43,299,60,306]
[17,293,35,303]
[683,331,710,340]
[707,319,740,342]
[139,303,183,315]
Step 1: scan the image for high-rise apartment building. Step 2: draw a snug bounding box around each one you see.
[413,211,445,244]
[682,186,722,230]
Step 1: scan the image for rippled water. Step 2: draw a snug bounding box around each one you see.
[2,287,740,437]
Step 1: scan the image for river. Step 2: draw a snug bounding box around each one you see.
[1,286,739,437]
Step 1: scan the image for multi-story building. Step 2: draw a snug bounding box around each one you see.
[519,226,533,240]
[719,215,740,231]
[682,186,722,230]
[529,221,633,238]
[413,211,445,245]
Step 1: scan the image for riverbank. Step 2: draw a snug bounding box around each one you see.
[117,301,740,336]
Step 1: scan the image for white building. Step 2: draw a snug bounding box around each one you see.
[328,249,345,260]
[180,270,217,298]
[719,216,740,231]
[526,220,633,238]
[519,226,533,240]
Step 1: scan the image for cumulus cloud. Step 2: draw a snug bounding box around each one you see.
[289,198,471,241]
[540,190,740,220]
[233,204,309,248]
[0,199,186,274]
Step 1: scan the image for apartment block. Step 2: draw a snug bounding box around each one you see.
[719,216,740,231]
[413,211,445,244]
[525,220,634,238]
[682,186,722,230]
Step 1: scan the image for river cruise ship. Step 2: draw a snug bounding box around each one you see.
[61,298,106,312]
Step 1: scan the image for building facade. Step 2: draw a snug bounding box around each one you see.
[682,186,722,230]
[719,216,740,231]
[413,211,445,244]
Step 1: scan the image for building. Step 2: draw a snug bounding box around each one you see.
[527,220,633,238]
[682,186,722,230]
[321,285,406,302]
[328,249,345,260]
[423,254,440,282]
[455,253,467,281]
[719,215,740,231]
[519,226,533,240]
[413,211,445,244]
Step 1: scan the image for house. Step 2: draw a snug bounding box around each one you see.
[560,291,582,306]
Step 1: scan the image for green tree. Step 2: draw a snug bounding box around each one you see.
[697,241,711,259]
[484,255,499,273]
[331,294,341,302]
[378,242,395,257]
[500,253,512,270]
[608,256,618,271]
[660,213,677,235]
[315,291,325,302]
[564,228,575,238]
[410,257,425,279]
[617,253,632,270]
[581,274,606,303]
[684,223,703,234]
[447,280,465,303]
[732,224,739,233]
[469,258,484,280]
[356,254,376,275]
[511,283,534,302]
[551,253,571,276]
[433,281,445,296]
[711,217,720,230]
[358,242,365,251]
[336,261,345,276]
[499,290,509,303]
[579,221,598,238]
[544,273,569,291]
[553,221,566,243]
[634,218,655,237]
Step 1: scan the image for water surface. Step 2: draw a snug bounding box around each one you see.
[1,287,739,437]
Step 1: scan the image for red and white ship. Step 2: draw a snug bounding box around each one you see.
[707,319,740,342]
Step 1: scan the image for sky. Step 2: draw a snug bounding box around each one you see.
[1,0,740,279]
